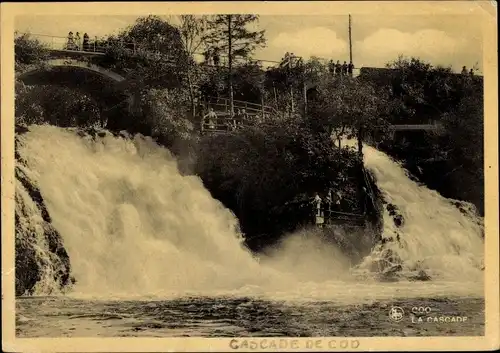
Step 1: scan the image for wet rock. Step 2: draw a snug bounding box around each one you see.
[386,204,397,215]
[15,131,73,296]
[118,130,132,139]
[393,215,403,227]
[368,248,403,273]
[409,269,432,281]
[15,124,30,135]
[386,203,405,228]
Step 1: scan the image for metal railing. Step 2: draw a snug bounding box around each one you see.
[313,206,365,226]
[19,33,136,55]
[200,111,265,133]
[389,121,444,131]
[204,96,277,115]
[17,33,176,62]
[199,96,280,134]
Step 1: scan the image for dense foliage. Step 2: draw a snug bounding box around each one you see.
[372,57,484,214]
[14,15,485,249]
[195,115,362,248]
[14,33,49,71]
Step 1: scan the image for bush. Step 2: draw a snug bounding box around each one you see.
[194,115,361,248]
[15,83,101,128]
[375,57,484,214]
[15,33,49,70]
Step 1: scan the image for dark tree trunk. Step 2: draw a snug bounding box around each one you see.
[228,15,234,117]
[357,126,364,159]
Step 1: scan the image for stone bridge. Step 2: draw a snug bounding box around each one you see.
[16,38,137,129]
[17,33,447,135]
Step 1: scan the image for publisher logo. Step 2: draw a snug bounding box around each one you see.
[389,306,405,322]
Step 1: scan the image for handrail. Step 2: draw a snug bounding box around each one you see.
[205,103,261,114]
[388,123,442,131]
[206,96,268,108]
[204,96,276,115]
[16,32,138,55]
[17,32,70,40]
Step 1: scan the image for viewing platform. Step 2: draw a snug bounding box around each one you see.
[389,122,444,132]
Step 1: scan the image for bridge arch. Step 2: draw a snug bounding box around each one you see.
[18,58,126,88]
[17,58,134,128]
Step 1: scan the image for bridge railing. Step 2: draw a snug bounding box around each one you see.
[19,33,187,64]
[312,202,367,226]
[200,110,266,133]
[204,96,278,116]
[18,33,138,55]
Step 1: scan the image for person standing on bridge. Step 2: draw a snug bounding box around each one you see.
[82,33,89,51]
[348,61,354,77]
[66,32,76,50]
[212,47,220,67]
[342,61,348,76]
[74,32,81,51]
[203,49,211,65]
[328,60,335,75]
[335,60,342,76]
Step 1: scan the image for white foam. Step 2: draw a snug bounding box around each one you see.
[17,126,484,300]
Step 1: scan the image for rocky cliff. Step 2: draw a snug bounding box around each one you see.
[15,125,74,296]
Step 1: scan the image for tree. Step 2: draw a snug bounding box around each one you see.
[195,114,361,248]
[177,15,209,119]
[231,61,265,104]
[372,56,485,214]
[16,83,101,127]
[14,33,49,71]
[264,53,300,115]
[204,15,266,115]
[308,77,389,156]
[98,16,189,90]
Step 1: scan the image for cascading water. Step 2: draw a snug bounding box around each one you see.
[15,125,484,301]
[16,125,276,297]
[355,143,484,281]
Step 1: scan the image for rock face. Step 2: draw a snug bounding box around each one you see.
[15,126,74,296]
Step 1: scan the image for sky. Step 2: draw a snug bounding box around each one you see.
[15,14,483,73]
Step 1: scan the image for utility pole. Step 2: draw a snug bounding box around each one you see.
[297,55,306,117]
[273,82,278,107]
[348,14,353,64]
[289,55,295,116]
[228,15,234,117]
[302,66,307,117]
[302,81,307,117]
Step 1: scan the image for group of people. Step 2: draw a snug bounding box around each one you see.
[66,32,91,51]
[461,66,476,77]
[203,47,221,67]
[328,60,355,77]
[311,189,343,218]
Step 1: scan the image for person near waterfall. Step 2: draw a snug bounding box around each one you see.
[325,189,333,218]
[312,192,322,217]
[204,108,217,130]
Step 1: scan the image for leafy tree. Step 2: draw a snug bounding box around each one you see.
[16,83,101,127]
[195,115,361,247]
[371,56,485,214]
[227,61,265,104]
[176,15,210,119]
[96,16,189,90]
[309,76,389,156]
[14,33,49,71]
[204,15,266,114]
